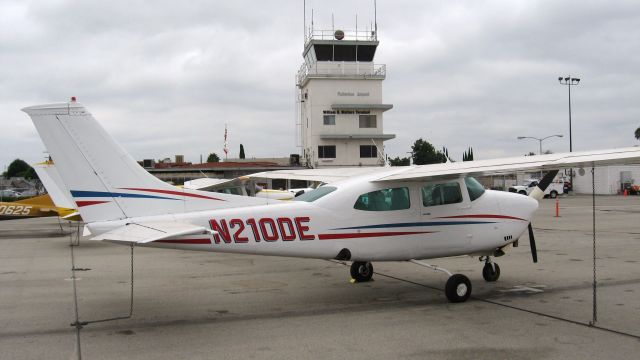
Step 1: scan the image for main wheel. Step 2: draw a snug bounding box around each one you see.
[482,262,501,282]
[350,261,373,282]
[445,274,472,303]
[550,190,558,199]
[518,190,527,195]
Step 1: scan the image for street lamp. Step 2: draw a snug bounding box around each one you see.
[558,76,580,187]
[558,76,580,153]
[517,135,564,155]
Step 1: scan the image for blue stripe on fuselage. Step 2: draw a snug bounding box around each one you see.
[333,221,495,231]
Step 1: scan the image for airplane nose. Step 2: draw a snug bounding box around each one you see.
[496,190,539,222]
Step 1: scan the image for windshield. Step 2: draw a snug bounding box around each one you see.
[464,177,486,201]
[294,186,337,202]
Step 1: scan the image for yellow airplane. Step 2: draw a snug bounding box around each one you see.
[0,194,77,221]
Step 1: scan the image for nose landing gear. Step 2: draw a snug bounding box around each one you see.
[481,256,500,282]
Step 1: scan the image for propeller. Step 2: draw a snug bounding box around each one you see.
[525,169,558,262]
[528,222,537,263]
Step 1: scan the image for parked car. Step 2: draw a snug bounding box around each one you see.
[508,178,564,199]
[0,189,21,198]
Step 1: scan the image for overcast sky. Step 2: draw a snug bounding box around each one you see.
[1,0,639,170]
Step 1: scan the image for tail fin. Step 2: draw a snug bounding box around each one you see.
[23,100,265,223]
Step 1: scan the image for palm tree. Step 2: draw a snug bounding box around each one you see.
[636,127,640,140]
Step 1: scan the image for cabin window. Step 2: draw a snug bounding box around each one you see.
[422,182,463,207]
[323,115,336,125]
[359,115,377,128]
[295,186,337,202]
[465,177,486,201]
[360,145,377,158]
[354,187,410,211]
[318,145,336,158]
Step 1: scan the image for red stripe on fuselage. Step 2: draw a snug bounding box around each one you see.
[120,188,225,201]
[437,214,527,221]
[154,238,212,244]
[318,231,434,240]
[76,200,110,207]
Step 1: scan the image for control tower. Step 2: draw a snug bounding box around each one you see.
[296,22,395,168]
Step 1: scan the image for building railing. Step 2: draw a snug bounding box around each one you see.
[297,62,386,85]
[305,29,377,43]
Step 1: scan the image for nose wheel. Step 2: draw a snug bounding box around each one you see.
[481,258,500,282]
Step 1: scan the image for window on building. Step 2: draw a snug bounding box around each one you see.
[359,114,377,128]
[323,115,336,125]
[318,145,336,158]
[354,187,411,211]
[422,182,463,207]
[360,145,377,158]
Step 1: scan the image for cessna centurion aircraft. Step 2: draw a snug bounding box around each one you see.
[23,100,640,302]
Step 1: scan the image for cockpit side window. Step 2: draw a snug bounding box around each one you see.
[422,181,463,207]
[354,187,410,211]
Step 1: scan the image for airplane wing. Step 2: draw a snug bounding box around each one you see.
[373,147,640,182]
[90,222,213,244]
[248,167,391,183]
[183,177,240,191]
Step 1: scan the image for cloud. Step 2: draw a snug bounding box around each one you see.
[1,0,639,170]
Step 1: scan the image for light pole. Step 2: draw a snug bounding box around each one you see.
[517,135,564,155]
[558,76,580,187]
[558,76,580,153]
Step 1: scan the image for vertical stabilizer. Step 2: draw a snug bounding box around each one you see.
[23,101,265,222]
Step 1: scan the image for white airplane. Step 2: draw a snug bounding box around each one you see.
[23,100,640,302]
[33,159,82,221]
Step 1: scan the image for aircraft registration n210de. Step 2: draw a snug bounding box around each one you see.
[23,100,640,302]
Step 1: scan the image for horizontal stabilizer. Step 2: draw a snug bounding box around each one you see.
[91,222,213,244]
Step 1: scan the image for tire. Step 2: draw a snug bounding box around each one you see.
[482,262,500,282]
[445,274,472,303]
[549,190,558,199]
[350,261,373,282]
[518,190,527,195]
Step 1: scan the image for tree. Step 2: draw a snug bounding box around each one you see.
[462,147,475,161]
[635,127,640,140]
[411,139,447,165]
[206,153,220,163]
[4,159,38,179]
[239,144,245,159]
[442,147,453,162]
[388,156,410,166]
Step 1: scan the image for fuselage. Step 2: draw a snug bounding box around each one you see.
[87,176,538,262]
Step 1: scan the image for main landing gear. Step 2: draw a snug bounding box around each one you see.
[348,257,501,303]
[408,259,472,303]
[350,261,374,283]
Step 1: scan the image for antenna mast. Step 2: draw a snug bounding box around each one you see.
[374,0,378,36]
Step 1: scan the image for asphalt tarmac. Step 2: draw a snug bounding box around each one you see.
[1,195,639,359]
